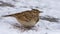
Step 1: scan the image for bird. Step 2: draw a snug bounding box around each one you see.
[3,9,42,28]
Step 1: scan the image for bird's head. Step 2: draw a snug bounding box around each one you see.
[31,9,43,13]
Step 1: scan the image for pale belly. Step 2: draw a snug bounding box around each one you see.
[17,19,37,27]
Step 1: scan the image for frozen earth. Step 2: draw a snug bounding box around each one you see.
[0,0,60,34]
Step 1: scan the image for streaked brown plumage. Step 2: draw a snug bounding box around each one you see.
[3,9,42,28]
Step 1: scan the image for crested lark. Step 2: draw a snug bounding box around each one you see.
[3,9,42,28]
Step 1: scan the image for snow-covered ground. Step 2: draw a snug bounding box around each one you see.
[0,0,60,34]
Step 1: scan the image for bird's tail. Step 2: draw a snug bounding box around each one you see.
[2,14,14,17]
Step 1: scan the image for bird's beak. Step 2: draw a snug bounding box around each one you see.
[39,11,43,13]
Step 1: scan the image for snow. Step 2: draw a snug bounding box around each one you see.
[0,0,60,34]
